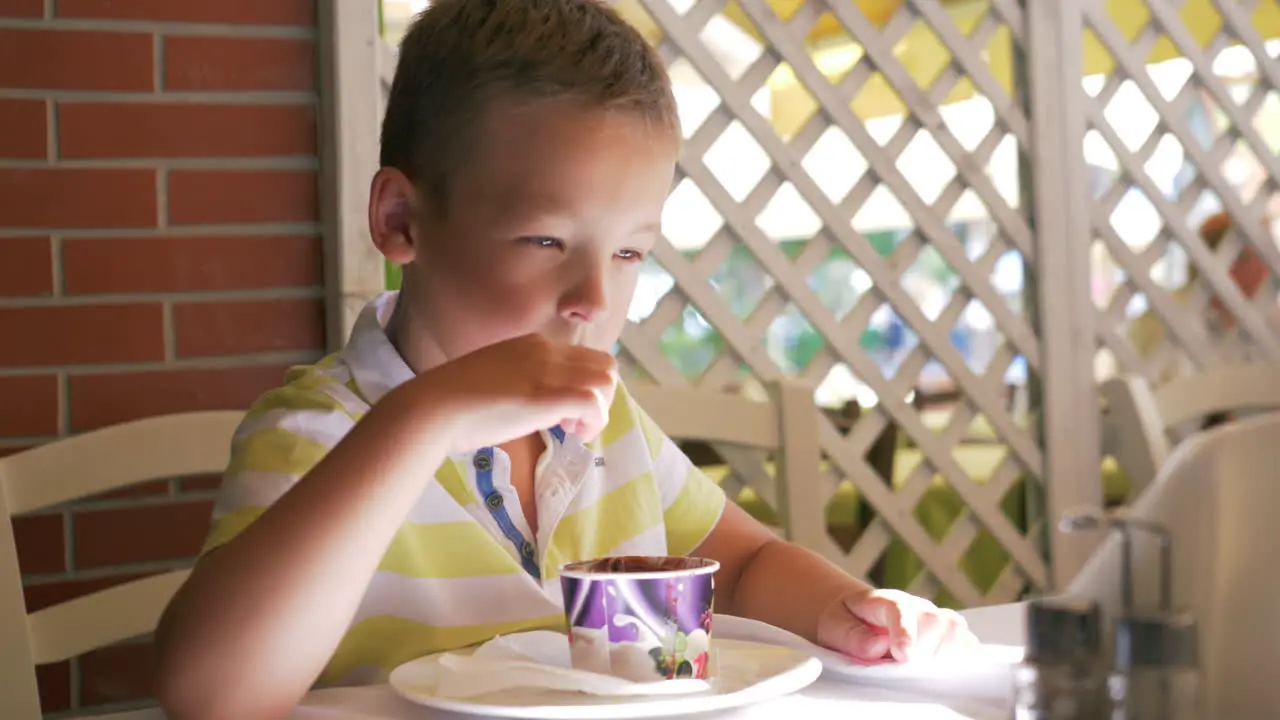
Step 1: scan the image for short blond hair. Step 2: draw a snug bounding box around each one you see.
[380,0,678,212]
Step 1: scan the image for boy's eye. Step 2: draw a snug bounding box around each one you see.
[524,236,565,250]
[616,249,645,262]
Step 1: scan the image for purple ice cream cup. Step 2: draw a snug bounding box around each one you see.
[559,556,719,682]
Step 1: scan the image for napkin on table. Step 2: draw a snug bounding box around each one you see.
[431,631,711,699]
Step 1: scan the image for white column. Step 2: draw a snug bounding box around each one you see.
[1024,0,1106,590]
[318,0,388,350]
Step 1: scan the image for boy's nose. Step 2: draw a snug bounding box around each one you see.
[560,267,609,323]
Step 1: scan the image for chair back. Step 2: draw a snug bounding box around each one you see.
[1101,364,1280,499]
[0,411,242,719]
[1100,374,1171,500]
[626,381,829,554]
[1155,363,1280,428]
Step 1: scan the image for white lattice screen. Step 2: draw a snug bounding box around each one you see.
[358,0,1279,606]
[1083,1,1280,387]
[603,0,1047,608]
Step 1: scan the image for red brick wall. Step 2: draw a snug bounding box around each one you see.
[0,0,326,714]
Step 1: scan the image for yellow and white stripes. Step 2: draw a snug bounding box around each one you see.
[200,292,727,685]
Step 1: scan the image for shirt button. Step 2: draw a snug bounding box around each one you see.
[485,492,504,510]
[473,452,492,472]
[521,541,536,559]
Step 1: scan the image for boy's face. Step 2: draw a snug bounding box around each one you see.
[373,96,677,362]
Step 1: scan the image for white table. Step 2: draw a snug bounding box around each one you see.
[89,676,1009,720]
[88,603,1025,720]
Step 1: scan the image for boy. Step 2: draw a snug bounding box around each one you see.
[155,1,976,717]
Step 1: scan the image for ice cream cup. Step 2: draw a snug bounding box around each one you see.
[559,556,719,682]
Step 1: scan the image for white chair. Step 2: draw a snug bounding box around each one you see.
[625,380,828,556]
[1069,411,1280,717]
[0,411,242,719]
[1101,363,1280,500]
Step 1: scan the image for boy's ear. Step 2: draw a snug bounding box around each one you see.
[368,167,421,265]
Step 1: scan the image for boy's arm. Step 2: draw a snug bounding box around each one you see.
[628,389,871,642]
[693,503,871,643]
[154,383,452,720]
[632,384,880,635]
[155,333,617,720]
[634,389,971,660]
[697,503,977,663]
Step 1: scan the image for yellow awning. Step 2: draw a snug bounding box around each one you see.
[616,0,1280,131]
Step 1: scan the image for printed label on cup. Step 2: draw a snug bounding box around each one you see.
[559,556,718,682]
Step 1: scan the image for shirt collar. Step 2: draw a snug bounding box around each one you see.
[344,291,416,406]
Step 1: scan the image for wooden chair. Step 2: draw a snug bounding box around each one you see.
[0,411,242,719]
[626,380,830,556]
[1101,364,1280,501]
[674,396,895,554]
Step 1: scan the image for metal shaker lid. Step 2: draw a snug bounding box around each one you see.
[1025,597,1103,663]
[1114,610,1199,669]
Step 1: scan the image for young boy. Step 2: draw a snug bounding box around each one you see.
[155,1,975,716]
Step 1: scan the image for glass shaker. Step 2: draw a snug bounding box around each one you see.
[1012,597,1110,719]
[1058,508,1204,720]
[1108,610,1202,720]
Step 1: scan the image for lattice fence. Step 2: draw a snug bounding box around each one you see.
[1085,0,1280,386]
[604,0,1048,608]
[369,0,1278,607]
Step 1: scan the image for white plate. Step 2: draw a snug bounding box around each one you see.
[388,634,822,719]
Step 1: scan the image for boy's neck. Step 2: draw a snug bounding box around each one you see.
[385,289,450,376]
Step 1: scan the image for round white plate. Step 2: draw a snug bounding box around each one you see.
[388,635,822,719]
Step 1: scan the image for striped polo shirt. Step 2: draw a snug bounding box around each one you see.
[201,292,727,686]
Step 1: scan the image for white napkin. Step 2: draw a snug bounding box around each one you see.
[432,631,712,699]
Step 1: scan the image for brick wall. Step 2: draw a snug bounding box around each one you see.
[0,0,326,715]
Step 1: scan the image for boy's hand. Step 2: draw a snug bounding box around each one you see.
[816,588,979,664]
[413,333,618,452]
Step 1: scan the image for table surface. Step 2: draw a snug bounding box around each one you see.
[84,677,1009,720]
[83,602,1027,720]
